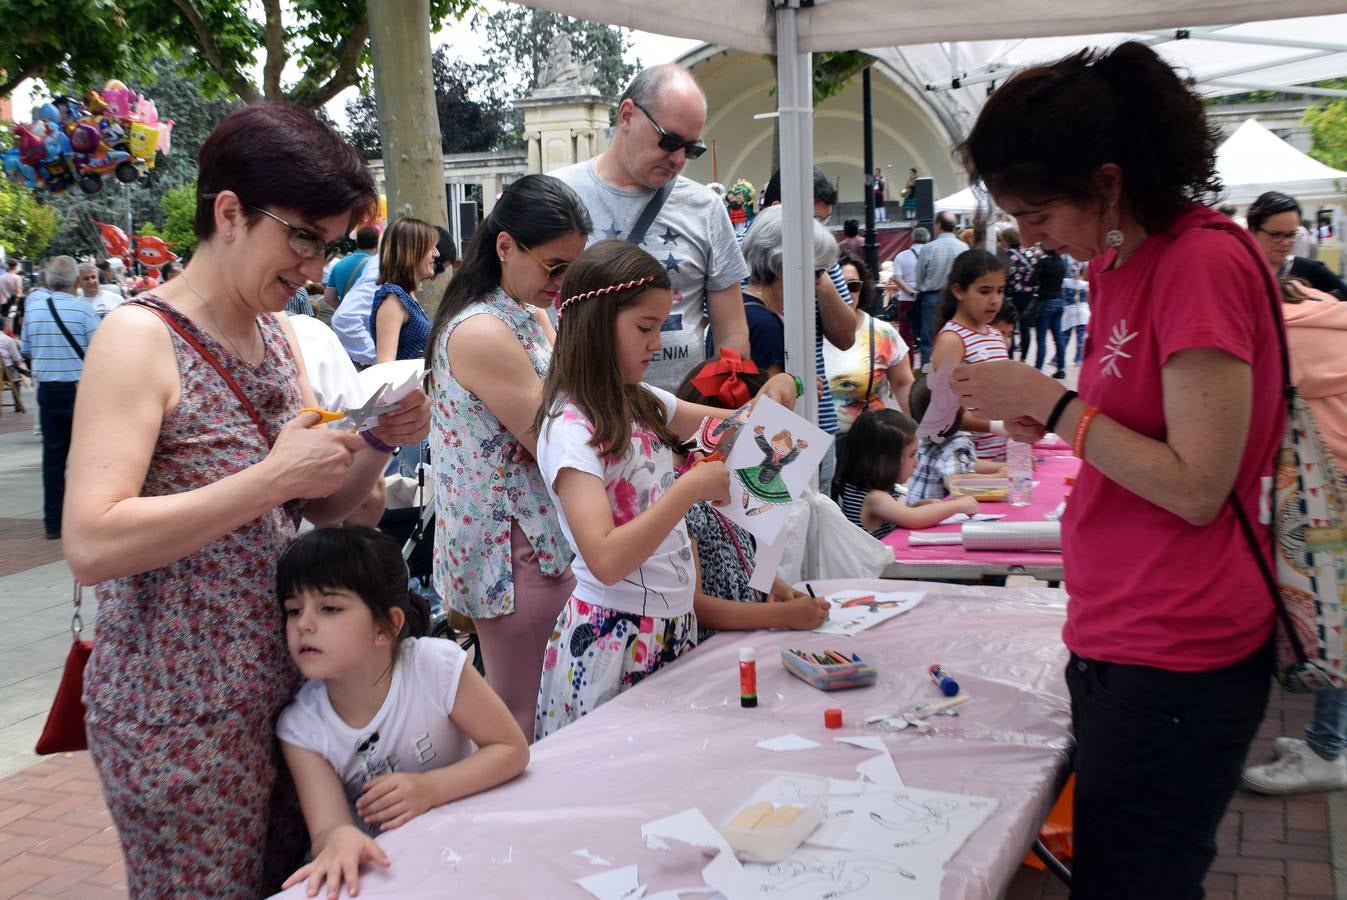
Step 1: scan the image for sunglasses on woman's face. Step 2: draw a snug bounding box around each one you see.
[845,280,864,294]
[632,99,708,160]
[250,206,342,260]
[516,240,569,279]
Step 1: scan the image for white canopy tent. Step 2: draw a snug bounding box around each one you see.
[1216,117,1347,206]
[883,16,1347,133]
[935,186,981,215]
[513,1,1345,428]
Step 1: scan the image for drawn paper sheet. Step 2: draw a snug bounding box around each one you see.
[811,784,997,862]
[812,590,925,636]
[721,397,828,547]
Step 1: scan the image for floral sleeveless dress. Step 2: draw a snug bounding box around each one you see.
[84,296,307,898]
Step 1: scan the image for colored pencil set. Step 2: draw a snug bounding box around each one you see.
[780,647,878,691]
[788,648,860,666]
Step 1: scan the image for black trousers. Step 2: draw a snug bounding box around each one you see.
[1066,644,1271,899]
[38,380,77,535]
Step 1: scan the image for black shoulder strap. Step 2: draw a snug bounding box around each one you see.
[45,295,84,360]
[626,182,674,246]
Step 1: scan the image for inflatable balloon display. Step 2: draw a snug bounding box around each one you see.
[2,81,173,197]
[90,219,132,259]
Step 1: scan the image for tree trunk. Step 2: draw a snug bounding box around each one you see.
[367,0,449,314]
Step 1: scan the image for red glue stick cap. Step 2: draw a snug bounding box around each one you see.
[824,708,843,729]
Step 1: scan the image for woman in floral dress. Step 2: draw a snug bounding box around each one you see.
[63,103,430,898]
[424,174,591,739]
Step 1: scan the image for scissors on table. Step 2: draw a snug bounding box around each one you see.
[299,382,402,432]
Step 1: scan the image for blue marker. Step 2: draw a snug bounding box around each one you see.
[929,664,959,697]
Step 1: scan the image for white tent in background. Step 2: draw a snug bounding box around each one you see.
[935,186,982,214]
[1216,118,1347,206]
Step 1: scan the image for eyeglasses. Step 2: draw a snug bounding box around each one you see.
[250,206,342,260]
[516,240,569,279]
[845,280,864,294]
[1258,228,1298,243]
[632,100,708,160]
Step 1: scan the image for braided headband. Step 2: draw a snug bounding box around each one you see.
[557,275,657,318]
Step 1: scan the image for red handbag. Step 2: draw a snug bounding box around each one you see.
[34,583,93,755]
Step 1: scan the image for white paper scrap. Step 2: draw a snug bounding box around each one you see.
[640,808,733,856]
[938,512,1008,525]
[573,848,612,867]
[755,733,822,752]
[834,735,905,786]
[701,846,756,900]
[577,864,645,900]
[440,847,462,865]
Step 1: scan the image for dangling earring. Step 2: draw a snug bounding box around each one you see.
[1105,227,1124,248]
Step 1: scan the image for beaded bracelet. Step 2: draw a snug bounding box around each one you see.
[1073,406,1100,459]
[361,430,396,454]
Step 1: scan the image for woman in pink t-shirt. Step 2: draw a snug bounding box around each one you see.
[950,43,1282,897]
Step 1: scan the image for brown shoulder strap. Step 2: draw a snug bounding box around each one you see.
[130,300,271,446]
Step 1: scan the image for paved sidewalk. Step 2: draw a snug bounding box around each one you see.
[0,379,1342,898]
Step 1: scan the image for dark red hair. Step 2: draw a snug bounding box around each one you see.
[194,102,378,240]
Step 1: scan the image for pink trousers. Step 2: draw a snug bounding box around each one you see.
[473,523,574,741]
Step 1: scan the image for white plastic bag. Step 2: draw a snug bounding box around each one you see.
[775,488,892,583]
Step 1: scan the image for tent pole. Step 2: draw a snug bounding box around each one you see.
[774,0,821,581]
[863,65,880,283]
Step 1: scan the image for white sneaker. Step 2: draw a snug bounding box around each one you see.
[1243,745,1347,795]
[1273,736,1309,758]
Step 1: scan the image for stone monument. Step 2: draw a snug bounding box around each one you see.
[516,33,613,174]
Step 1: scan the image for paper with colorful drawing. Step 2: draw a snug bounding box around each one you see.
[720,397,828,547]
[812,589,925,636]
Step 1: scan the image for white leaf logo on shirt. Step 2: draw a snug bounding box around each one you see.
[1099,319,1138,379]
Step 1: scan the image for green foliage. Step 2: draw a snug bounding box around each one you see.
[159,180,199,254]
[1304,99,1347,171]
[0,0,160,97]
[476,7,634,123]
[812,52,870,105]
[2,0,477,109]
[0,182,59,258]
[344,47,511,158]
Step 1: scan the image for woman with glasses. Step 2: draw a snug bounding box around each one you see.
[1246,191,1347,300]
[62,102,431,898]
[424,174,591,739]
[371,216,439,362]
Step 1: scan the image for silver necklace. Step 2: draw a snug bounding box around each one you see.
[179,268,260,365]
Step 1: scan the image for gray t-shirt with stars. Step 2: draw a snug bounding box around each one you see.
[551,160,750,391]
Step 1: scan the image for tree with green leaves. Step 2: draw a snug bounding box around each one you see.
[0,181,60,258]
[0,0,474,109]
[477,7,634,101]
[1302,81,1347,172]
[344,47,511,159]
[159,180,200,255]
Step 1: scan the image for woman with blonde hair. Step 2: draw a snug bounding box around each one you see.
[371,216,439,363]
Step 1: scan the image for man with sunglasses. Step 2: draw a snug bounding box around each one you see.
[552,64,750,391]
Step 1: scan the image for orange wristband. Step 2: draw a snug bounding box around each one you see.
[1073,406,1099,459]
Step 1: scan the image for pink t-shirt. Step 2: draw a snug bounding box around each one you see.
[1062,204,1281,671]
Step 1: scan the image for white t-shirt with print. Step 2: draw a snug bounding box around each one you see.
[276,637,471,835]
[536,385,695,619]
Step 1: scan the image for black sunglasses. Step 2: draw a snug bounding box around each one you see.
[632,100,708,160]
[845,280,864,294]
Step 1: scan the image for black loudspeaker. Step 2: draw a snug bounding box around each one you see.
[458,201,480,255]
[914,176,935,233]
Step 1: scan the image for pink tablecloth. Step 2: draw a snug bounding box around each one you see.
[883,455,1081,571]
[272,580,1072,900]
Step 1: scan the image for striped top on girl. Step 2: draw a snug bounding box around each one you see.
[930,248,1010,461]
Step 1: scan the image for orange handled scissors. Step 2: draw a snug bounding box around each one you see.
[299,382,401,432]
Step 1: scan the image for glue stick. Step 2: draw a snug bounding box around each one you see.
[739,647,758,708]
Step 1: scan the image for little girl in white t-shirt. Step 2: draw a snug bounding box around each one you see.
[275,526,528,899]
[532,240,799,741]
